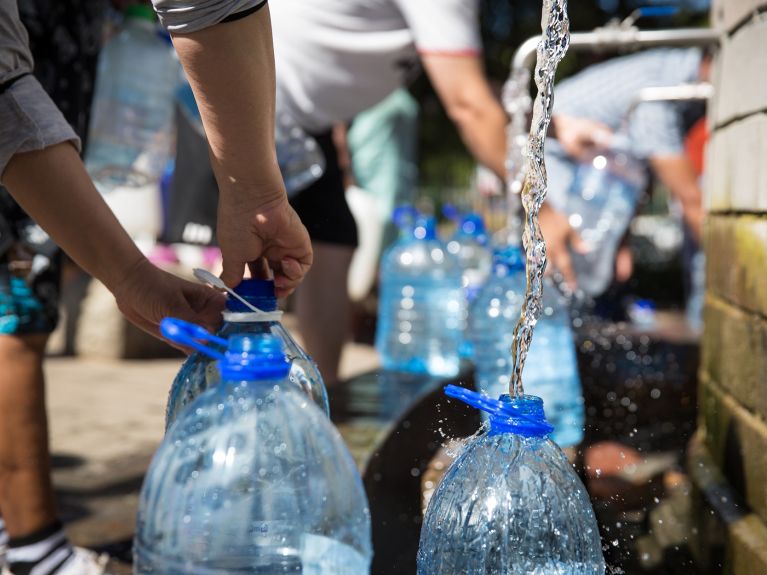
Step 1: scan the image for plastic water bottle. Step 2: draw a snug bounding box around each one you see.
[418,386,604,575]
[470,252,584,448]
[443,206,493,302]
[686,251,705,331]
[165,279,329,428]
[444,206,493,360]
[136,321,372,574]
[375,214,465,376]
[84,5,179,240]
[567,137,647,296]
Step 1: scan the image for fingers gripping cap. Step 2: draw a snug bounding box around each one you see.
[227,279,278,312]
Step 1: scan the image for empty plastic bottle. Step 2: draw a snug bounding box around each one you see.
[443,205,493,303]
[165,279,328,428]
[470,255,584,448]
[85,5,180,192]
[566,137,647,296]
[376,214,465,376]
[418,386,605,575]
[136,321,372,574]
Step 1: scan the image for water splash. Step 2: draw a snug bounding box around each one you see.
[509,0,570,397]
[502,66,532,244]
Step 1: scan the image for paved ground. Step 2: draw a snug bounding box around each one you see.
[46,336,379,572]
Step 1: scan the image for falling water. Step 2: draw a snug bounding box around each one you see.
[502,67,532,244]
[509,0,570,397]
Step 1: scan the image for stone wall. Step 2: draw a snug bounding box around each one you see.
[690,1,767,572]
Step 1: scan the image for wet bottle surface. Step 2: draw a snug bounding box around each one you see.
[566,140,647,297]
[165,279,329,429]
[375,215,465,377]
[469,248,584,448]
[137,328,371,574]
[418,388,604,575]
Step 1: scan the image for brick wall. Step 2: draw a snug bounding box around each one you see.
[691,1,767,572]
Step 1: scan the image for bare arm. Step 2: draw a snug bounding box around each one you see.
[420,54,507,179]
[170,7,312,293]
[650,153,703,242]
[3,143,224,337]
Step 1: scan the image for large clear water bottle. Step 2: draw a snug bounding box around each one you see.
[418,386,604,575]
[443,206,493,302]
[567,137,647,296]
[85,5,179,192]
[165,279,329,428]
[470,252,584,448]
[136,321,372,574]
[84,6,179,241]
[375,214,465,376]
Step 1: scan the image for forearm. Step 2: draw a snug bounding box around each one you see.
[650,154,703,241]
[421,55,507,179]
[451,98,508,180]
[2,143,145,291]
[170,6,285,204]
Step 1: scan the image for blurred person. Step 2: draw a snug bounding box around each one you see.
[264,0,605,383]
[543,48,712,289]
[0,1,311,574]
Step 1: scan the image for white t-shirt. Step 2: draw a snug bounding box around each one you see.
[271,0,481,133]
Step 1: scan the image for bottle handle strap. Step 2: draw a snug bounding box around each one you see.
[160,317,227,360]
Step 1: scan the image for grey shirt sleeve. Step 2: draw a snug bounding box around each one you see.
[0,75,80,182]
[151,0,267,34]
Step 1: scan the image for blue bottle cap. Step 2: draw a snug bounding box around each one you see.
[413,216,437,241]
[227,279,278,312]
[445,385,554,438]
[492,245,525,273]
[218,334,290,381]
[459,213,487,241]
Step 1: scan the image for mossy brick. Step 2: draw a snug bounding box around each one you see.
[728,515,767,575]
[714,18,767,127]
[705,116,767,213]
[702,297,767,419]
[706,216,767,317]
[699,376,767,525]
[712,0,767,33]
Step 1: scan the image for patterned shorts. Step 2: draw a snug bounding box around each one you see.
[0,191,61,336]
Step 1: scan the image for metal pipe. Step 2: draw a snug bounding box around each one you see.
[512,27,720,71]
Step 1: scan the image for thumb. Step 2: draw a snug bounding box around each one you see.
[220,256,246,289]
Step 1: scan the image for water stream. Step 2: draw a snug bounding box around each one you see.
[502,66,532,244]
[509,0,570,397]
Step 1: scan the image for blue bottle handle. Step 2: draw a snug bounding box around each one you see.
[160,318,228,360]
[637,6,679,18]
[445,385,555,436]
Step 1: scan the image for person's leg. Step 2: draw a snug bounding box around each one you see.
[290,130,358,385]
[294,243,355,384]
[0,333,56,538]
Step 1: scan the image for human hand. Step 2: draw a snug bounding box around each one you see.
[112,258,226,346]
[539,204,587,288]
[552,115,613,161]
[217,194,313,297]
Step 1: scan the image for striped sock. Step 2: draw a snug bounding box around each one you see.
[7,522,74,575]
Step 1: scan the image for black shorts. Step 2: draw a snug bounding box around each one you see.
[289,131,358,248]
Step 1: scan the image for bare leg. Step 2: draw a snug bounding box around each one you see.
[0,334,57,538]
[294,242,354,384]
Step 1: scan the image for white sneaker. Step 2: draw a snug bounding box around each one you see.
[56,548,110,575]
[2,547,110,575]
